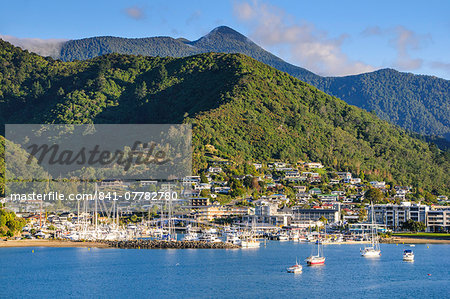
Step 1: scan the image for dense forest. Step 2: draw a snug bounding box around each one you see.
[0,40,448,195]
[50,26,450,140]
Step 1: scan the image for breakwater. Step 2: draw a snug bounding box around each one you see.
[105,240,240,249]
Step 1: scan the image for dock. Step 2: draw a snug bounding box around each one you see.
[105,240,240,249]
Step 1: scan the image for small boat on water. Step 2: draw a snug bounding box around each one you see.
[306,240,325,265]
[403,249,414,261]
[305,255,325,265]
[287,259,302,273]
[361,201,381,258]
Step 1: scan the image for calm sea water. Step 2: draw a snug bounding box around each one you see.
[1,242,449,298]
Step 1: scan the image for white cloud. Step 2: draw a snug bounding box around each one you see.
[0,35,67,58]
[360,26,382,37]
[429,61,450,73]
[233,1,375,76]
[186,10,202,25]
[361,25,432,72]
[390,26,430,71]
[124,6,145,20]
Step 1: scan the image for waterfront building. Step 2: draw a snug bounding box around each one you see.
[291,207,340,223]
[427,208,450,232]
[369,202,429,231]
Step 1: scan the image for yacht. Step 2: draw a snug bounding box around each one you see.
[287,259,303,273]
[241,239,260,248]
[361,201,381,258]
[403,250,414,261]
[199,233,222,243]
[183,232,199,241]
[226,233,242,246]
[305,240,325,265]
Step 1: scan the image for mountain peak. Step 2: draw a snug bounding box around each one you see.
[197,26,249,43]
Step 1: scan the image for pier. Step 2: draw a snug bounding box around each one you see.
[105,240,240,249]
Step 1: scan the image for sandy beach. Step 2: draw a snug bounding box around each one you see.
[381,237,450,244]
[0,239,110,248]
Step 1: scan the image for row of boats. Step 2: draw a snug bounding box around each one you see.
[182,228,261,248]
[287,202,415,274]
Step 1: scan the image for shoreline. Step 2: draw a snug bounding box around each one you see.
[1,237,450,249]
[0,239,110,248]
[381,237,450,244]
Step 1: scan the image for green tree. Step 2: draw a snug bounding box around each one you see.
[365,188,383,203]
[135,81,147,100]
[200,173,208,183]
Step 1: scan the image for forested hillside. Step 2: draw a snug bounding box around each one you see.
[49,26,450,140]
[0,40,448,194]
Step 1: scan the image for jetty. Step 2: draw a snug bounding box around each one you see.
[105,240,240,249]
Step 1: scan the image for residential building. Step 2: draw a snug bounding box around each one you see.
[318,194,339,202]
[293,186,307,192]
[190,197,210,206]
[291,207,340,223]
[427,209,450,232]
[370,181,386,189]
[336,172,352,180]
[207,167,223,173]
[309,188,322,195]
[369,202,429,230]
[304,162,324,169]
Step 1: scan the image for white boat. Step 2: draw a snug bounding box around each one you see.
[287,259,303,273]
[403,250,414,261]
[183,232,199,241]
[226,234,242,246]
[241,239,260,248]
[199,233,222,243]
[361,201,381,258]
[305,255,326,265]
[306,240,325,265]
[278,233,289,241]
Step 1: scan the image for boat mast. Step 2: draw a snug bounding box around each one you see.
[95,183,98,233]
[370,201,375,248]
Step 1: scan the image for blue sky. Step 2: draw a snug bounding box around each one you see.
[0,0,449,78]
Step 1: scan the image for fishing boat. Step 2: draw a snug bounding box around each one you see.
[403,249,414,261]
[305,240,325,265]
[360,201,381,258]
[287,259,303,273]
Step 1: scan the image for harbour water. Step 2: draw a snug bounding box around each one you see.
[1,242,449,298]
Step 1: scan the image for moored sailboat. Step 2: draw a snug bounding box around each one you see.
[287,258,303,273]
[361,201,381,257]
[305,240,325,265]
